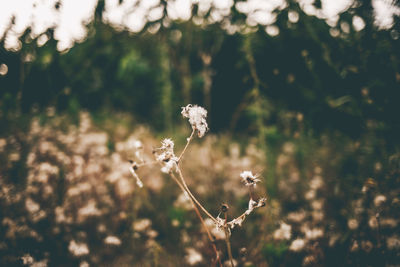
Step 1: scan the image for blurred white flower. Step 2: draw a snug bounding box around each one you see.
[68,240,89,257]
[133,218,152,232]
[374,195,386,206]
[181,104,209,138]
[304,228,324,240]
[25,198,40,214]
[104,236,121,246]
[289,239,305,252]
[21,254,34,265]
[348,219,359,230]
[387,235,400,250]
[185,248,203,265]
[287,210,306,223]
[273,222,292,240]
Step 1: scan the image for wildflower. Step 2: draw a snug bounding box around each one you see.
[154,138,178,173]
[374,195,386,206]
[133,218,152,232]
[273,222,292,240]
[68,240,89,257]
[104,236,122,246]
[155,138,176,162]
[361,240,373,253]
[161,158,178,173]
[287,210,306,223]
[181,104,209,138]
[387,235,400,249]
[348,219,359,230]
[289,239,305,252]
[240,171,261,187]
[21,254,34,265]
[185,248,203,265]
[304,227,324,240]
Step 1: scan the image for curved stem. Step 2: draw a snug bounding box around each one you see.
[170,173,222,267]
[176,167,217,223]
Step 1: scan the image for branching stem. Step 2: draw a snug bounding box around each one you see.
[170,173,222,267]
[175,167,218,223]
[178,129,195,162]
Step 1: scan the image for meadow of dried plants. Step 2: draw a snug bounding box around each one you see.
[1,106,399,266]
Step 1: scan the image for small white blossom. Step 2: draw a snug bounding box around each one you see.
[104,236,122,246]
[240,171,261,187]
[154,138,178,173]
[185,248,203,265]
[374,195,386,206]
[155,138,175,162]
[68,240,89,257]
[273,222,292,240]
[181,104,209,138]
[289,239,305,252]
[161,157,178,173]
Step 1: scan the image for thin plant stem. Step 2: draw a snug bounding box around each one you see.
[224,212,234,267]
[178,129,195,162]
[175,167,218,223]
[137,161,158,167]
[170,173,222,267]
[248,187,254,200]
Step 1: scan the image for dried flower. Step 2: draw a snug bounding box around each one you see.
[374,195,386,206]
[155,138,178,173]
[185,248,203,265]
[68,240,89,257]
[181,104,209,138]
[240,171,261,187]
[161,158,178,173]
[289,239,305,252]
[104,236,121,246]
[273,222,292,240]
[155,138,176,162]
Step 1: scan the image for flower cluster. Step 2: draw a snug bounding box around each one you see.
[181,104,209,138]
[154,138,178,173]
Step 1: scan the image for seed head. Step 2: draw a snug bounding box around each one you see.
[181,104,209,138]
[221,203,229,213]
[240,171,261,187]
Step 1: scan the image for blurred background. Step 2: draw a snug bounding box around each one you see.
[0,0,400,266]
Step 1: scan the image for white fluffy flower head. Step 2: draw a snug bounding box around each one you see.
[181,104,209,138]
[155,138,178,173]
[240,171,261,187]
[156,138,175,162]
